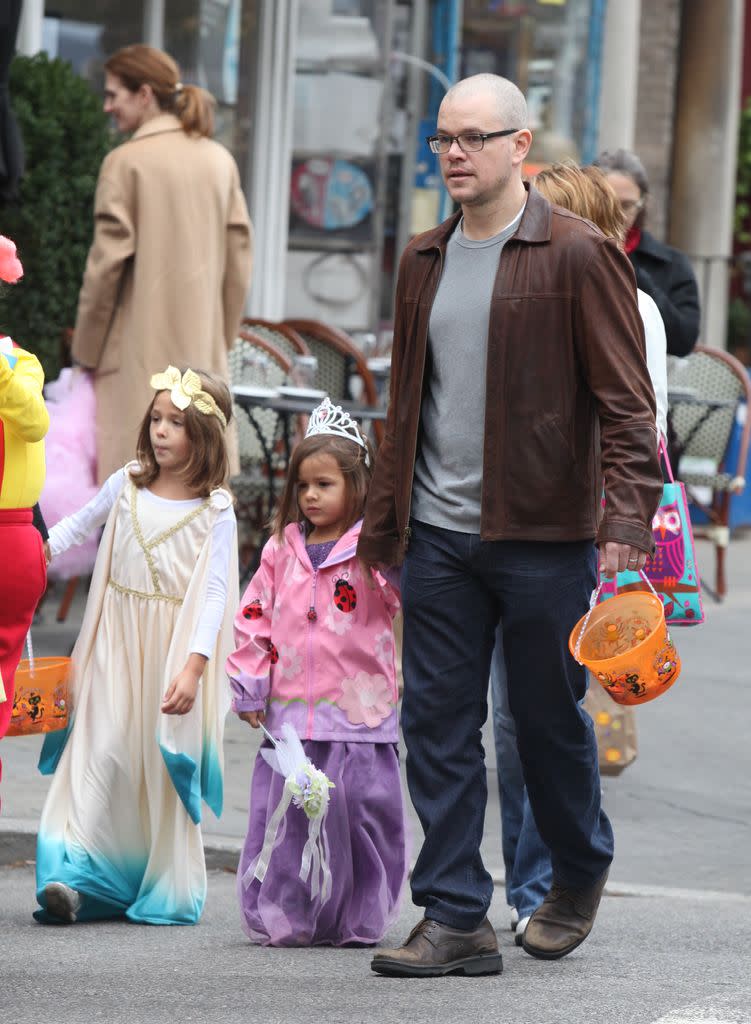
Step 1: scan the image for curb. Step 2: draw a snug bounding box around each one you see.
[0,821,36,865]
[0,823,242,872]
[4,825,750,905]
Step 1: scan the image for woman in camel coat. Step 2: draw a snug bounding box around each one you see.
[72,45,253,482]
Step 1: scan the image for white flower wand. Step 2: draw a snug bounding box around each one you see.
[242,722,335,904]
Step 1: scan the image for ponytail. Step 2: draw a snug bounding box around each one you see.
[173,84,215,138]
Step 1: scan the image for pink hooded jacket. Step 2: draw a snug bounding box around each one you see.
[226,520,400,743]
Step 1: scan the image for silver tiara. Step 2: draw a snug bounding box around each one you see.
[304,396,370,466]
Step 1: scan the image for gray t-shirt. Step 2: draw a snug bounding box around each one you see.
[411,206,524,533]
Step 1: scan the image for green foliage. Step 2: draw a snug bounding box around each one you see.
[0,54,112,380]
[734,97,751,244]
[727,296,751,355]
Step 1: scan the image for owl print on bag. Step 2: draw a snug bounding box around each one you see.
[647,504,684,582]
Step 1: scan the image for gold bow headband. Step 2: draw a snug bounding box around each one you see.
[150,366,227,428]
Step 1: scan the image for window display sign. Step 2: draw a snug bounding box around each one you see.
[289,158,376,247]
[290,158,374,231]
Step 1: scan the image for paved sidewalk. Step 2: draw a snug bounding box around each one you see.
[2,529,750,902]
[3,529,750,1024]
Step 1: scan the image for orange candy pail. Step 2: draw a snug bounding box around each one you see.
[569,591,681,706]
[5,657,71,736]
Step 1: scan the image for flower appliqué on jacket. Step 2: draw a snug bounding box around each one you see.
[278,644,303,680]
[324,605,353,636]
[337,672,393,728]
[373,629,393,664]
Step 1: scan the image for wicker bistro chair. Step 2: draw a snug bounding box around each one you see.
[667,345,751,599]
[283,318,384,446]
[240,318,310,364]
[228,329,293,576]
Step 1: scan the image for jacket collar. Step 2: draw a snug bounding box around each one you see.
[130,113,183,142]
[285,520,361,569]
[415,181,552,254]
[634,228,672,264]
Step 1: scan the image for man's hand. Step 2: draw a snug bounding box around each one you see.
[599,541,648,578]
[43,541,51,564]
[239,710,266,728]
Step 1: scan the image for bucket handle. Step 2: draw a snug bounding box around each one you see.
[573,569,661,665]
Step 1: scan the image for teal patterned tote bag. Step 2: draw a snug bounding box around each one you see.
[601,439,704,625]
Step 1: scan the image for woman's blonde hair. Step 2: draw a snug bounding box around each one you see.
[534,162,626,243]
[104,44,215,138]
[272,433,374,541]
[131,369,233,495]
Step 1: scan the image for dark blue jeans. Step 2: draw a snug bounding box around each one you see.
[401,520,613,931]
[491,625,553,920]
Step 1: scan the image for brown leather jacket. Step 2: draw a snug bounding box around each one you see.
[358,185,663,567]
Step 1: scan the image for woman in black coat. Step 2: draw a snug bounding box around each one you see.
[595,149,700,357]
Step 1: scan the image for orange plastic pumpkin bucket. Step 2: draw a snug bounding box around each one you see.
[569,589,680,706]
[6,657,71,736]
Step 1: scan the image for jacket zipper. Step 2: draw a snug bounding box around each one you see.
[305,568,318,738]
[402,245,443,551]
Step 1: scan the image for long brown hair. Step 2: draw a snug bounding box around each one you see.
[104,44,215,138]
[272,433,374,541]
[131,369,233,495]
[534,162,626,243]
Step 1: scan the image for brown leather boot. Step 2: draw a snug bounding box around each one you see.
[522,869,609,960]
[371,917,503,977]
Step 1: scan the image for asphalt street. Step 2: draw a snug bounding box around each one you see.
[1,532,750,1023]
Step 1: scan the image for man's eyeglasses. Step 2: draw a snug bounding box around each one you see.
[620,198,645,214]
[426,129,520,154]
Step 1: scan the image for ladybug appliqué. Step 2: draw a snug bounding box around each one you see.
[266,640,279,665]
[242,599,263,620]
[333,578,357,613]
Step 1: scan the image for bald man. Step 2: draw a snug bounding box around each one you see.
[359,74,662,975]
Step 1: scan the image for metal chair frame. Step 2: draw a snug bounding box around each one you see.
[240,318,310,363]
[283,318,384,445]
[228,329,293,579]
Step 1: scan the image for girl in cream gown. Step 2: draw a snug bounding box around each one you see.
[34,368,237,925]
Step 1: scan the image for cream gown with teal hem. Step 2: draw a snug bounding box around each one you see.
[35,477,237,925]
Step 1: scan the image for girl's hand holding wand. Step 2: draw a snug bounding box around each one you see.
[239,710,266,728]
[162,653,206,715]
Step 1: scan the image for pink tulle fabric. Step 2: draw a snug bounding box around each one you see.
[0,235,23,283]
[39,369,99,580]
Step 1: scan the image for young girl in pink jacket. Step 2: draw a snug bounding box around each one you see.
[226,398,406,946]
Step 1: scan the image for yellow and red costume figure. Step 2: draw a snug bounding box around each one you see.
[0,237,49,761]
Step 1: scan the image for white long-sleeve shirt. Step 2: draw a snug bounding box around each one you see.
[637,288,669,441]
[48,468,236,658]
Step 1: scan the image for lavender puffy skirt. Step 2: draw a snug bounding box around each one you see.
[237,741,407,947]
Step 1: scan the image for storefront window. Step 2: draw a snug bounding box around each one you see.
[42,0,259,167]
[284,0,394,333]
[43,1,146,87]
[163,0,260,156]
[461,0,596,165]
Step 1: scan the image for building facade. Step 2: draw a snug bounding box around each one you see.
[17,0,744,347]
